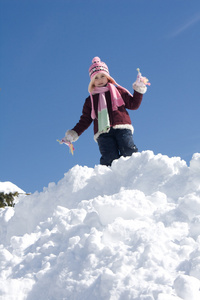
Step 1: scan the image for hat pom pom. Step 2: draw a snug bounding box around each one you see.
[92,56,101,64]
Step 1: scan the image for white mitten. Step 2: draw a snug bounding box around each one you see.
[64,130,79,143]
[132,68,150,94]
[132,81,147,94]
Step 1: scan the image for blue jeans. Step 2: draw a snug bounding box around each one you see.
[97,128,138,166]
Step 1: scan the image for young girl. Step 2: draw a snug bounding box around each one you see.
[64,57,148,166]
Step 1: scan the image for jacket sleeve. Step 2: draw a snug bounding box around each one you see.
[72,97,93,136]
[121,90,143,110]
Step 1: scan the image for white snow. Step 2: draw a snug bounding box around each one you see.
[1,150,200,300]
[0,181,25,194]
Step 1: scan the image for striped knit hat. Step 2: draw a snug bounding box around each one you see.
[88,57,116,93]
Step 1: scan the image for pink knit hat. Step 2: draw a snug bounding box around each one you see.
[88,57,117,93]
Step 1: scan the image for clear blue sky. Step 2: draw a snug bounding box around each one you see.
[1,0,200,193]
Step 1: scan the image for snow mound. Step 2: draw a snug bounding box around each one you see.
[1,151,200,300]
[0,181,25,194]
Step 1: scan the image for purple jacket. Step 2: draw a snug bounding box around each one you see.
[72,87,143,140]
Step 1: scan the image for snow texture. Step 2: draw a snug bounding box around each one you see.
[1,151,200,300]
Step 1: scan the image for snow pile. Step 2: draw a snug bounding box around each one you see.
[0,181,25,194]
[1,150,200,300]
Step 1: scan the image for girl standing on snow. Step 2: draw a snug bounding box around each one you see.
[64,57,149,166]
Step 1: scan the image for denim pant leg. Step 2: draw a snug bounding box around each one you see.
[115,129,138,157]
[97,131,120,166]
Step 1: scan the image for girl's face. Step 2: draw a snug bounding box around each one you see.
[93,73,108,87]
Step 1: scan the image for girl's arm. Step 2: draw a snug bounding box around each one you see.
[72,97,93,136]
[121,90,143,110]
